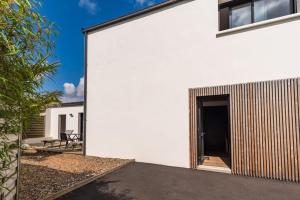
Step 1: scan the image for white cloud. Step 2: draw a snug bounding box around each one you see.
[76,77,84,97]
[79,0,98,15]
[135,0,155,6]
[61,77,84,103]
[63,83,76,96]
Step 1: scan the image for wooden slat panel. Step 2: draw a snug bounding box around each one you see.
[24,116,45,138]
[270,80,277,179]
[231,85,237,174]
[249,82,255,176]
[273,81,281,179]
[237,83,241,175]
[244,83,249,176]
[256,82,261,177]
[241,84,246,175]
[291,79,298,181]
[282,80,290,180]
[266,81,271,178]
[254,82,259,177]
[189,78,300,182]
[262,81,268,178]
[189,89,193,168]
[190,89,196,168]
[296,78,300,181]
[287,79,295,181]
[278,79,284,180]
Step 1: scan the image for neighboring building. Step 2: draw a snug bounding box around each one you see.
[83,0,300,181]
[24,102,84,143]
[45,102,84,139]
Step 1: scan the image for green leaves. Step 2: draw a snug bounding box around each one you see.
[0,0,61,191]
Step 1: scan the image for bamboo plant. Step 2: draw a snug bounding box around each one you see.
[0,0,61,194]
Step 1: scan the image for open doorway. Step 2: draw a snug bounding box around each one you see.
[78,113,84,141]
[58,114,66,138]
[197,95,231,169]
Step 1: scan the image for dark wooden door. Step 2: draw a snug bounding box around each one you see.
[197,99,205,165]
[78,113,84,141]
[58,115,66,137]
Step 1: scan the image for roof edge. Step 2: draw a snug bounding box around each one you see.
[48,101,84,108]
[81,0,187,33]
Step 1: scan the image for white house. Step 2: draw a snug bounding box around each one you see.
[44,102,84,139]
[83,0,300,181]
[24,102,84,144]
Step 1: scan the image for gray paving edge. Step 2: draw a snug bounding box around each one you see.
[44,159,135,200]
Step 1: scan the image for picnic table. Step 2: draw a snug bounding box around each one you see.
[41,139,61,147]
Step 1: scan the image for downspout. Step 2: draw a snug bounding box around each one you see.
[83,31,88,156]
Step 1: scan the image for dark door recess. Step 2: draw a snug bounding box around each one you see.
[197,95,231,168]
[58,115,66,138]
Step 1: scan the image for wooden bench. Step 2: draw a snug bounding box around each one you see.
[41,139,61,147]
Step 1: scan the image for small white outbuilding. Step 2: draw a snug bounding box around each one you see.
[24,102,84,143]
[44,102,84,139]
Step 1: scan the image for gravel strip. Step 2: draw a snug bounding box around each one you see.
[19,151,131,200]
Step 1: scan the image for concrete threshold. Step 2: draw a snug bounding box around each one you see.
[197,165,232,174]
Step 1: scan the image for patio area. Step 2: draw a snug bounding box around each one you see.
[23,131,85,154]
[58,162,300,200]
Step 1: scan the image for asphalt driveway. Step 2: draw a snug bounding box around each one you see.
[58,162,300,200]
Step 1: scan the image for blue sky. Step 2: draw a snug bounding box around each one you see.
[39,0,165,102]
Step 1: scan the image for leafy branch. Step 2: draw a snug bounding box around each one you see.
[0,0,61,194]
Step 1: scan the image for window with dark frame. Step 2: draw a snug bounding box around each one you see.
[219,0,297,31]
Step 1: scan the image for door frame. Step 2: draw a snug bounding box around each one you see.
[78,113,84,141]
[58,114,66,138]
[196,95,231,167]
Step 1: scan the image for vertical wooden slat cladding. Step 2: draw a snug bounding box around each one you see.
[189,78,300,182]
[230,85,236,174]
[189,89,196,169]
[295,79,300,181]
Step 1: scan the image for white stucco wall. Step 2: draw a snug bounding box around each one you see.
[86,0,300,168]
[45,106,84,139]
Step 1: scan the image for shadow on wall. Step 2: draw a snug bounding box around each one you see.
[58,180,134,200]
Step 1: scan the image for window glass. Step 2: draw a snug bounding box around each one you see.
[220,0,295,31]
[254,0,292,22]
[229,3,252,28]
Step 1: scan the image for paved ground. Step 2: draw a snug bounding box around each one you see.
[58,162,300,200]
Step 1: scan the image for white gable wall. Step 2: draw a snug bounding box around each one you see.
[86,0,300,168]
[45,106,84,139]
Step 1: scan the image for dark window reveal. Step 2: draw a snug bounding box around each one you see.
[219,0,296,31]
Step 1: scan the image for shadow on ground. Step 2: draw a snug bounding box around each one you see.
[58,180,134,200]
[57,162,300,200]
